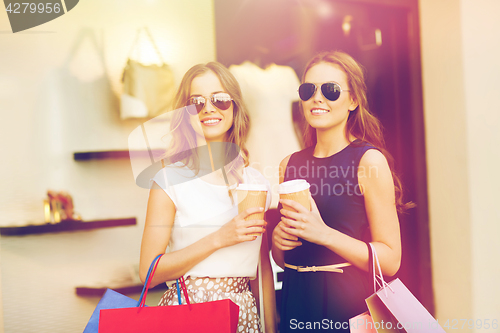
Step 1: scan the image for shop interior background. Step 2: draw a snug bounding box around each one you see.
[1,0,499,332]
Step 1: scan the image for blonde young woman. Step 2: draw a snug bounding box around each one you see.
[140,62,276,333]
[272,51,412,332]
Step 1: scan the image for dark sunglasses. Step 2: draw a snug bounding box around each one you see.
[298,82,349,102]
[187,92,233,114]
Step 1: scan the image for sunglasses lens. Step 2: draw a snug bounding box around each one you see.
[188,93,232,113]
[211,93,232,110]
[298,83,316,101]
[188,96,206,113]
[321,83,341,101]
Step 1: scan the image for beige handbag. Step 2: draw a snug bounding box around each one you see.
[120,27,176,119]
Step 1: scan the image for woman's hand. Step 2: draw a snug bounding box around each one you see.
[272,221,302,251]
[212,206,267,249]
[279,194,330,246]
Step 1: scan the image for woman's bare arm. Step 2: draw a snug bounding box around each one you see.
[140,182,266,287]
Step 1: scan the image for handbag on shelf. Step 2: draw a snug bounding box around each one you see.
[120,27,176,119]
[97,254,240,333]
[350,243,446,333]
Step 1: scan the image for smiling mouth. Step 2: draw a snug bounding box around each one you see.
[311,109,329,115]
[201,118,222,125]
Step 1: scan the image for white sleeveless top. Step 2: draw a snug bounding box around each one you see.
[152,163,271,279]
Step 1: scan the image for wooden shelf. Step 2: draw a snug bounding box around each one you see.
[0,217,137,236]
[73,150,164,161]
[75,283,166,297]
[74,150,128,160]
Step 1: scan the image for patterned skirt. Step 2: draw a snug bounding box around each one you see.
[159,276,262,333]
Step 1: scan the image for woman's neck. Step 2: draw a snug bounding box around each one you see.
[314,125,354,158]
[205,141,225,171]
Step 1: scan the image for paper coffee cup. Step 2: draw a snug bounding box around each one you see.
[236,183,268,221]
[278,179,311,212]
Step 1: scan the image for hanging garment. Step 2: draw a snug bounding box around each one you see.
[230,62,301,208]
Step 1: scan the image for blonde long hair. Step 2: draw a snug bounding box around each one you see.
[165,62,250,185]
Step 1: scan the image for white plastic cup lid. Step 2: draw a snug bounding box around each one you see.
[236,183,268,191]
[278,179,310,194]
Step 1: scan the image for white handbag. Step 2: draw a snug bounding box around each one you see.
[120,27,176,119]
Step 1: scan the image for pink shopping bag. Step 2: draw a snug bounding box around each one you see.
[349,311,377,333]
[364,243,445,333]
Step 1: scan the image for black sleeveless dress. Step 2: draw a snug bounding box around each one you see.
[280,140,378,332]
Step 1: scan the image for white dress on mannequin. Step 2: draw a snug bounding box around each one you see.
[230,61,301,208]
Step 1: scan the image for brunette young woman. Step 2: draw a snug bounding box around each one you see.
[272,51,412,332]
[140,62,276,333]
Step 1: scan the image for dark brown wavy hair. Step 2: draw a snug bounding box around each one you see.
[302,51,414,213]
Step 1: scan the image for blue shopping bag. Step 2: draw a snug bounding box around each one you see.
[83,289,139,333]
[82,254,162,333]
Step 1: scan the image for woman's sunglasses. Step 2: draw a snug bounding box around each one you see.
[187,92,233,114]
[298,82,349,102]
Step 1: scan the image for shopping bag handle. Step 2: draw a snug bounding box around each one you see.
[368,243,393,297]
[127,26,165,64]
[137,254,164,308]
[175,276,193,310]
[64,27,105,68]
[175,278,182,304]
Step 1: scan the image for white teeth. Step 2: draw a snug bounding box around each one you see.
[202,119,221,124]
[311,109,329,114]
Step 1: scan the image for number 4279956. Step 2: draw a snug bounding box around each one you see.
[6,3,62,14]
[442,319,498,330]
